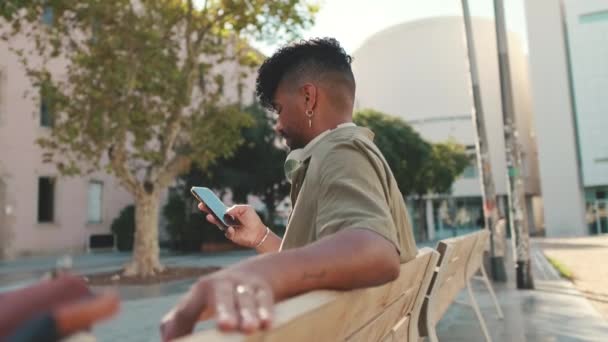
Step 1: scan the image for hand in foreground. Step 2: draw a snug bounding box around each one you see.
[160,271,274,341]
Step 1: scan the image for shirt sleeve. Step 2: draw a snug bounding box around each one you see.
[315,143,402,255]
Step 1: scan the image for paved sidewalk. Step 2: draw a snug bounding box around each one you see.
[436,242,608,341]
[0,250,255,294]
[536,235,608,320]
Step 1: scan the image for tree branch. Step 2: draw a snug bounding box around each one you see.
[194,5,230,49]
[185,0,194,61]
[108,141,141,195]
[156,154,191,189]
[157,111,183,171]
[107,16,142,196]
[150,0,204,186]
[180,0,201,120]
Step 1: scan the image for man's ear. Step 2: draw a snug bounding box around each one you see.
[301,83,318,110]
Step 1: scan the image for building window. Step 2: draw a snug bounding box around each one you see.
[40,95,53,127]
[462,145,478,179]
[42,6,54,26]
[595,157,608,164]
[38,177,55,223]
[87,181,103,223]
[580,10,608,24]
[462,163,478,179]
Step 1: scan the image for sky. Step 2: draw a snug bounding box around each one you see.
[241,0,529,56]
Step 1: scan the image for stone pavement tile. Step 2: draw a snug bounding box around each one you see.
[0,250,254,277]
[437,270,608,341]
[94,294,181,342]
[0,250,255,293]
[536,236,608,320]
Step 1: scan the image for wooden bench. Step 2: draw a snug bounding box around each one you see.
[418,230,503,342]
[178,248,439,342]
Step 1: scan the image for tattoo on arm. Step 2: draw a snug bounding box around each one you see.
[301,270,326,281]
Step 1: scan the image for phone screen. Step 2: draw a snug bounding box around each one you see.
[190,187,239,229]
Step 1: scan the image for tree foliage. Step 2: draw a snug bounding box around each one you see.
[354,109,470,241]
[354,109,431,196]
[1,0,316,275]
[417,141,471,195]
[182,104,290,225]
[354,109,470,196]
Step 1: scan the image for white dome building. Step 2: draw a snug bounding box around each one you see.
[351,17,542,238]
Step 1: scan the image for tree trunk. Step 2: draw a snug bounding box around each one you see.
[124,192,164,277]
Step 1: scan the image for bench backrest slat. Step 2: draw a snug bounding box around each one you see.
[466,229,490,279]
[422,230,490,330]
[433,234,477,320]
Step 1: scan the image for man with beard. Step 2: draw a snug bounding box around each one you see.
[161,38,417,341]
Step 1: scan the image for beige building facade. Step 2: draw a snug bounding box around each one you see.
[352,17,543,238]
[525,0,608,236]
[0,16,256,258]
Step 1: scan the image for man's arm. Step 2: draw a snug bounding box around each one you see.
[242,228,400,300]
[160,228,400,340]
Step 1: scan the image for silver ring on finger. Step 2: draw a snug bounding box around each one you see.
[235,284,254,296]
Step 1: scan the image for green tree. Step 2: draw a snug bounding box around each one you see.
[2,1,316,276]
[163,190,228,252]
[354,109,469,240]
[416,141,471,194]
[413,141,470,239]
[354,109,432,196]
[182,104,290,228]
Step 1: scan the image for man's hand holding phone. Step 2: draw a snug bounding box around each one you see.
[198,202,268,249]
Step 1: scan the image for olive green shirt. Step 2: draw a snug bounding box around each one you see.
[280,126,417,263]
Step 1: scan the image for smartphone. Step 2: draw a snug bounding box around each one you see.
[190,186,239,230]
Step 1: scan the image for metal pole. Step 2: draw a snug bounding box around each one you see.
[494,0,534,289]
[460,0,507,281]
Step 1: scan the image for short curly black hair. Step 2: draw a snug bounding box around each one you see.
[255,37,355,110]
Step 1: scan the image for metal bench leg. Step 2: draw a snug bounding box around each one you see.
[479,264,504,319]
[423,296,440,342]
[427,325,439,342]
[421,302,439,342]
[466,279,492,342]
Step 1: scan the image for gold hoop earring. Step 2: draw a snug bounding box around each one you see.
[305,109,314,128]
